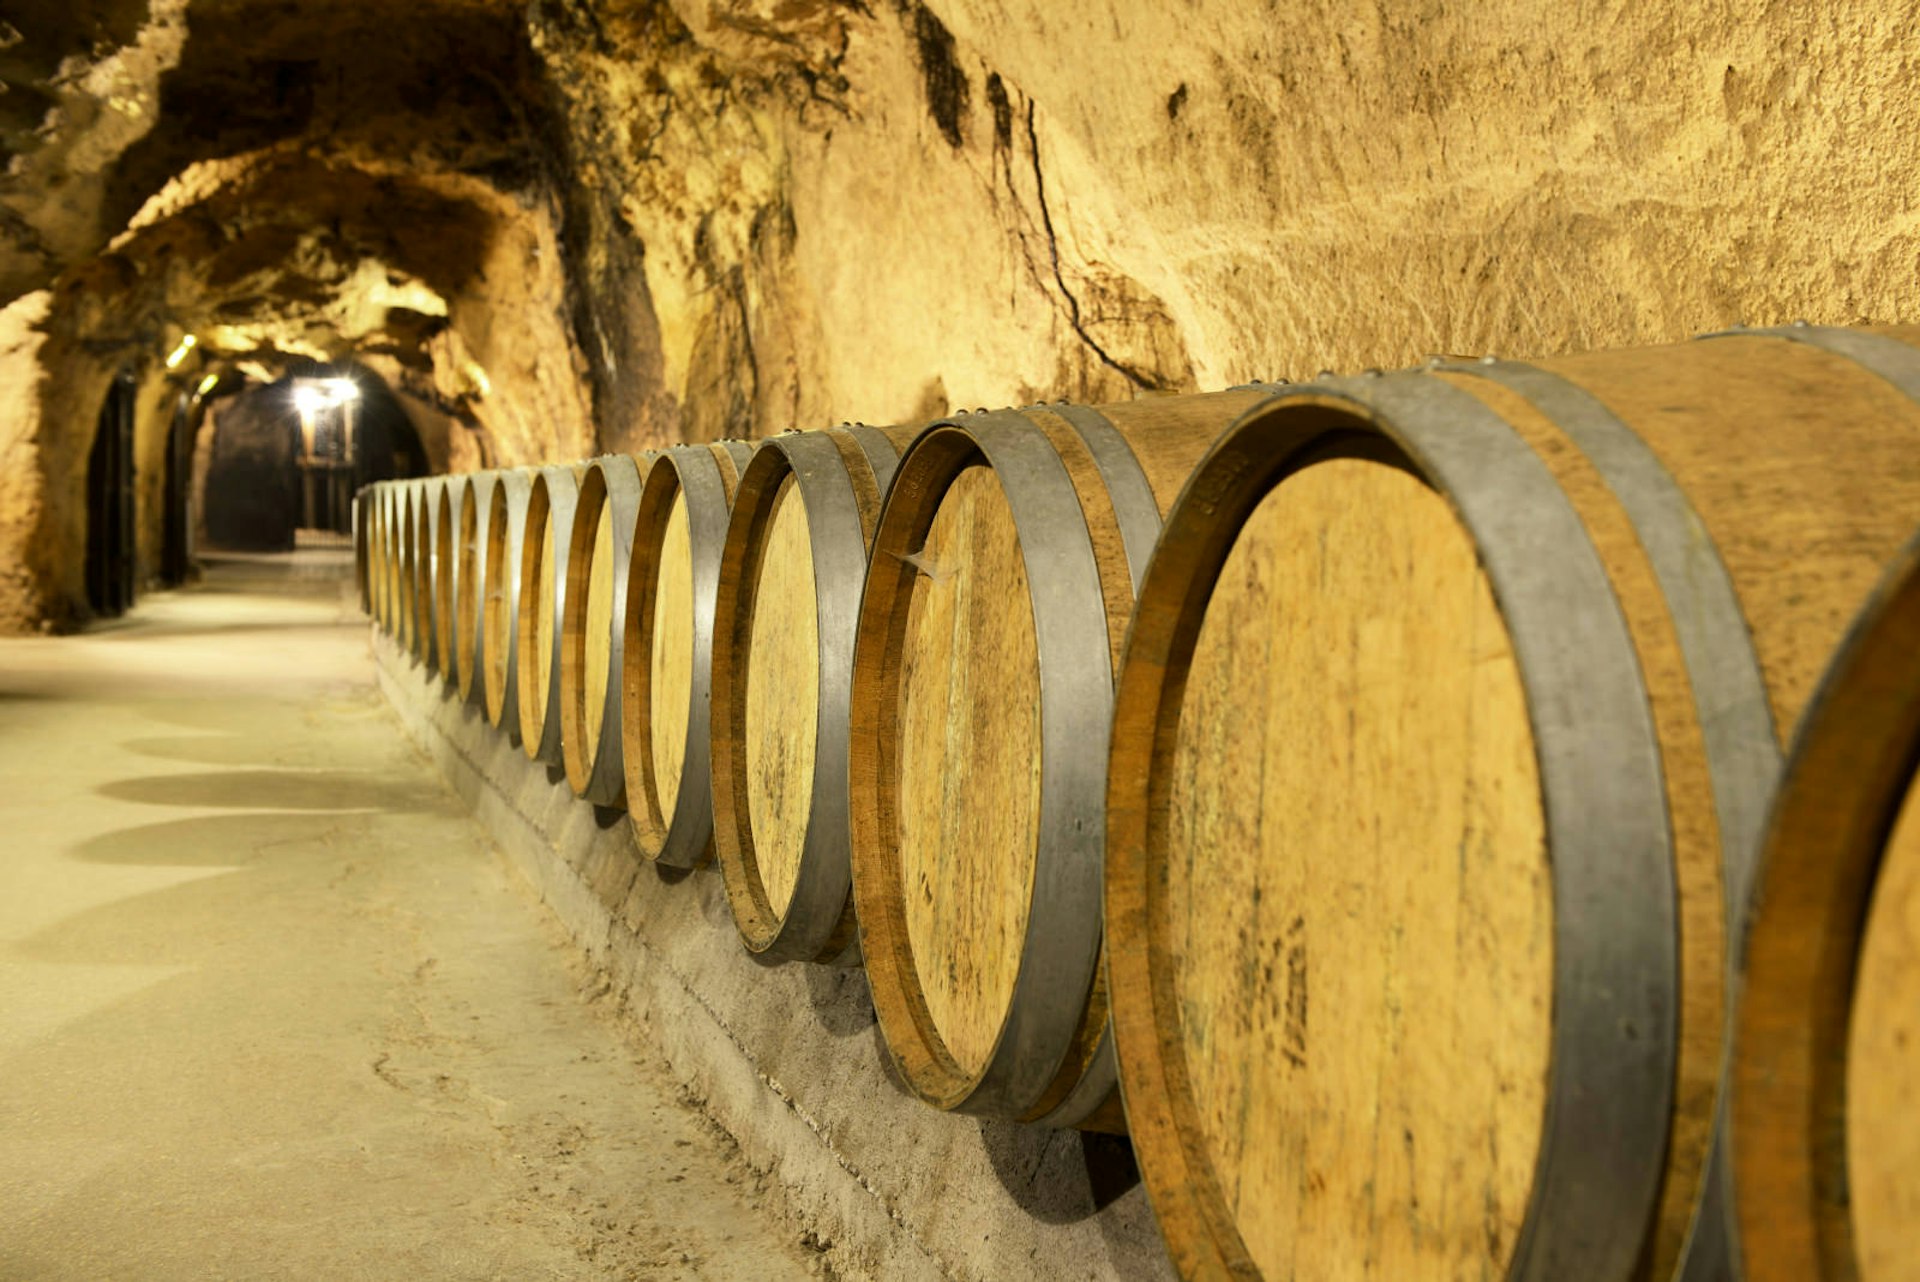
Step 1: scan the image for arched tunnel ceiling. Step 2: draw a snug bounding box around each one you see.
[0,0,538,307]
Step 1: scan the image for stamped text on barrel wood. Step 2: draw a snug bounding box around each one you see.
[743,477,819,920]
[1851,777,1920,1282]
[1166,458,1550,1281]
[896,464,1042,1078]
[648,495,694,823]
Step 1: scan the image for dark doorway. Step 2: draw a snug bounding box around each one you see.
[160,391,195,587]
[84,371,138,617]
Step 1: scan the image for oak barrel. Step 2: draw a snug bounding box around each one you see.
[561,453,652,806]
[712,424,917,962]
[1104,326,1920,1282]
[454,471,500,707]
[365,486,387,630]
[354,486,371,614]
[848,390,1271,1131]
[433,478,462,686]
[397,480,421,659]
[411,477,442,667]
[482,469,533,740]
[517,465,585,767]
[621,441,754,868]
[1730,523,1920,1282]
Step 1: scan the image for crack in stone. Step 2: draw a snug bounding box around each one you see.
[1022,99,1159,393]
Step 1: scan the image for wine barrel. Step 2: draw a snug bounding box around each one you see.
[454,471,500,707]
[1729,527,1920,1282]
[411,477,443,667]
[381,482,404,637]
[621,441,754,868]
[517,465,585,767]
[433,478,462,686]
[848,390,1272,1131]
[482,469,533,741]
[711,424,918,963]
[397,480,421,659]
[560,453,652,806]
[354,486,371,613]
[365,486,386,629]
[1104,326,1920,1282]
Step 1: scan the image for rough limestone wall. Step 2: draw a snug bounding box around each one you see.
[532,0,1920,447]
[0,293,55,632]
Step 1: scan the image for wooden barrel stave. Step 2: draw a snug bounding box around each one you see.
[623,441,754,868]
[711,424,917,964]
[1106,328,1920,1282]
[562,454,650,807]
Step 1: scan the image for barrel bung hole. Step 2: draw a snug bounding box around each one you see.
[1164,453,1553,1278]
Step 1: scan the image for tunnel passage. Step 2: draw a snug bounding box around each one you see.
[199,362,425,553]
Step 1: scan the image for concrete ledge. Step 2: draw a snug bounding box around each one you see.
[374,630,1175,1282]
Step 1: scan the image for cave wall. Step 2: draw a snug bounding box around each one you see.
[4,0,1919,631]
[534,0,1920,451]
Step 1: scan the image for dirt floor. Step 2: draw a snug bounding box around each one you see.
[0,552,825,1281]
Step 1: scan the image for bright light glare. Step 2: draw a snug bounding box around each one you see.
[164,334,197,369]
[196,373,219,396]
[290,377,360,413]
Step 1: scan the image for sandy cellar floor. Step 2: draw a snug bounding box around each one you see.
[0,552,822,1281]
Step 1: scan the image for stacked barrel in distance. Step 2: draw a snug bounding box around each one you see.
[353,324,1920,1282]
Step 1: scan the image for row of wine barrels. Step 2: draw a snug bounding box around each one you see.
[347,325,1920,1282]
[710,424,918,963]
[1103,325,1920,1282]
[847,390,1274,1132]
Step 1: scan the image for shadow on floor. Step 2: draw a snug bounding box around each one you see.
[98,769,449,813]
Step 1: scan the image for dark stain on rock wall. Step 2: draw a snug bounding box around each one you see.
[908,3,969,149]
